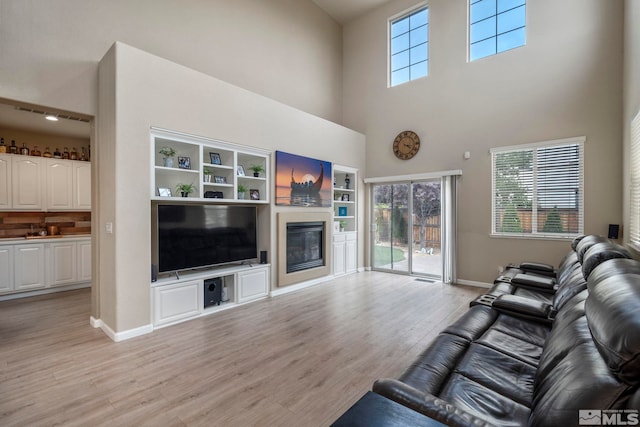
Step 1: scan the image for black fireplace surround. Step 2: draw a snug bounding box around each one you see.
[286,221,324,273]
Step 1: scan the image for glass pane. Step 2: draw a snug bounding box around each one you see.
[391,50,410,72]
[372,184,409,272]
[498,0,525,13]
[497,27,526,52]
[410,8,428,29]
[391,16,409,38]
[391,68,410,86]
[470,37,496,61]
[410,43,428,64]
[470,0,497,24]
[497,5,525,34]
[391,33,409,55]
[411,181,441,278]
[410,26,428,46]
[470,16,496,44]
[410,61,428,79]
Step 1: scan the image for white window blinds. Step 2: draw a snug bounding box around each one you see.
[630,111,640,248]
[491,137,584,238]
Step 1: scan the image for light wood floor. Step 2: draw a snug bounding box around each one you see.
[0,272,483,427]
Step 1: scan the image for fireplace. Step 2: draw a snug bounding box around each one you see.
[278,212,332,287]
[286,222,325,273]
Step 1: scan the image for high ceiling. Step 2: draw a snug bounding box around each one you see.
[312,0,392,24]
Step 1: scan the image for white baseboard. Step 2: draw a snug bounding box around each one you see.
[455,279,493,289]
[91,317,154,342]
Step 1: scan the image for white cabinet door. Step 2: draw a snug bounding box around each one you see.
[48,241,77,286]
[237,267,269,303]
[333,240,346,276]
[73,161,91,209]
[345,237,357,273]
[0,154,11,209]
[77,240,92,282]
[153,280,202,326]
[46,159,74,210]
[0,246,14,293]
[14,244,46,290]
[12,156,43,210]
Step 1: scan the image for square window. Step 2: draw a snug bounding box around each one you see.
[470,0,526,61]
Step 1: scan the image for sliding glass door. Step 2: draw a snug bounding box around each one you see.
[371,179,442,279]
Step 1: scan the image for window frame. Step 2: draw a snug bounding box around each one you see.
[388,2,429,88]
[490,137,585,240]
[629,110,640,250]
[469,0,527,62]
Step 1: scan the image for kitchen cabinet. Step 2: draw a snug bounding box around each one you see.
[14,243,46,291]
[46,159,91,210]
[0,155,11,209]
[0,246,13,293]
[12,156,44,210]
[48,240,77,286]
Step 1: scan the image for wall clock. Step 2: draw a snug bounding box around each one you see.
[393,130,420,160]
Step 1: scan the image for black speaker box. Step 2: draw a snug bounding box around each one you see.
[260,250,267,264]
[151,264,157,282]
[204,277,223,307]
[608,224,620,239]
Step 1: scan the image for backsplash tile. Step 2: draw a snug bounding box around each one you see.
[0,212,91,238]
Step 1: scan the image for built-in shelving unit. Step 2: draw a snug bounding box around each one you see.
[332,165,358,276]
[151,128,269,203]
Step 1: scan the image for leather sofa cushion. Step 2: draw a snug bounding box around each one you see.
[586,272,640,384]
[576,235,609,263]
[581,242,631,279]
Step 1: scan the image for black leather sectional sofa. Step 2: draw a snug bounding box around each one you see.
[372,235,640,426]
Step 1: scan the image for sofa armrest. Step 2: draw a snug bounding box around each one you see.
[491,294,554,323]
[511,273,557,294]
[372,379,493,427]
[519,261,555,276]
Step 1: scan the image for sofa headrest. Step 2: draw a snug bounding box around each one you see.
[586,271,640,384]
[581,242,631,279]
[571,234,586,251]
[576,235,609,263]
[588,258,640,285]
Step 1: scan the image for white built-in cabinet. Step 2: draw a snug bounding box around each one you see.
[0,153,91,211]
[151,264,270,328]
[0,237,91,296]
[332,165,358,276]
[151,129,269,203]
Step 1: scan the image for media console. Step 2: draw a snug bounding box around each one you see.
[151,263,270,328]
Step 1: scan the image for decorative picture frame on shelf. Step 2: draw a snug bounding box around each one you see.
[341,194,350,202]
[237,165,245,176]
[338,206,348,216]
[250,189,260,200]
[214,175,227,184]
[178,156,191,169]
[210,152,222,165]
[158,187,172,197]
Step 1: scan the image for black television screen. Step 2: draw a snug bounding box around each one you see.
[155,204,257,273]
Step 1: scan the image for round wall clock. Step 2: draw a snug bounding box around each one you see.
[392,131,420,160]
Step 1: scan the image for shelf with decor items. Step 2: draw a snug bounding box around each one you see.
[151,128,269,203]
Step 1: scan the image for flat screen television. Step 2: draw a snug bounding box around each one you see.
[154,204,258,273]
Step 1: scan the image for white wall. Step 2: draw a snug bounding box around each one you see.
[98,42,365,333]
[0,0,343,123]
[343,0,624,283]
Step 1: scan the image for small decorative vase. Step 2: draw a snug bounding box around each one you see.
[253,172,260,177]
[163,157,174,168]
[238,192,245,200]
[204,175,212,183]
[181,191,188,197]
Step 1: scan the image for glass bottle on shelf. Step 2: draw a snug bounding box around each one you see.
[79,147,87,161]
[9,140,18,154]
[30,145,41,156]
[344,174,351,190]
[70,147,78,160]
[42,147,52,158]
[62,147,70,159]
[53,147,62,159]
[20,143,30,155]
[0,138,6,153]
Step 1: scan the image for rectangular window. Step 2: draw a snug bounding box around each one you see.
[491,137,584,238]
[390,6,428,87]
[629,111,640,249]
[470,0,526,61]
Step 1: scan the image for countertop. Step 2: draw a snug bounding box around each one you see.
[0,234,91,245]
